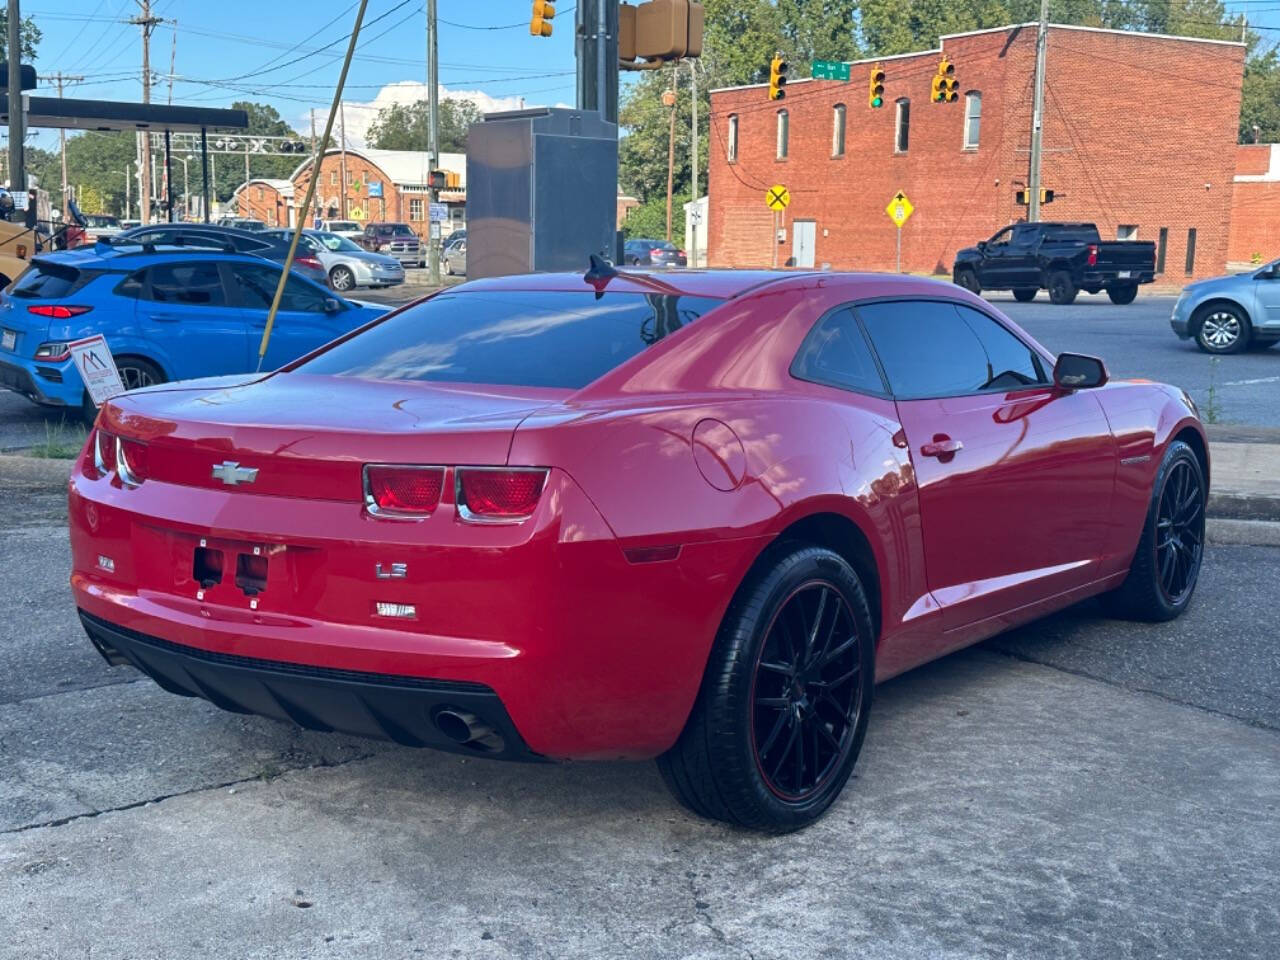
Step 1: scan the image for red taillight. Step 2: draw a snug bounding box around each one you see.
[1087,244,1098,267]
[456,468,547,521]
[650,248,665,256]
[364,465,444,516]
[94,430,117,475]
[118,437,148,483]
[677,249,686,257]
[27,304,92,319]
[295,254,322,269]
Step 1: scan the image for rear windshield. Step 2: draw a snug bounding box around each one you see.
[298,289,722,388]
[10,264,82,299]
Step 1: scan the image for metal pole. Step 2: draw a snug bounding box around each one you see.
[133,0,157,225]
[181,157,188,219]
[125,161,131,218]
[58,75,68,221]
[665,68,676,242]
[896,227,901,273]
[339,102,348,219]
[427,0,440,284]
[7,0,24,200]
[576,0,618,124]
[689,59,698,266]
[200,126,210,223]
[164,129,173,222]
[1028,0,1048,222]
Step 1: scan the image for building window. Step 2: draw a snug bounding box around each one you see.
[1185,227,1197,275]
[450,207,465,226]
[1118,224,1139,241]
[832,103,846,157]
[895,99,910,153]
[329,171,337,185]
[257,187,264,200]
[963,92,981,149]
[727,114,738,163]
[409,197,423,221]
[1157,227,1169,274]
[776,110,789,160]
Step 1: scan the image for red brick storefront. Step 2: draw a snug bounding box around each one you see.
[233,179,293,227]
[1228,144,1280,265]
[708,24,1245,280]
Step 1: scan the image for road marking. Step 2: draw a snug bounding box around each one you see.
[1223,376,1280,387]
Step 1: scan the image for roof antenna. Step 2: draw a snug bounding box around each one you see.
[584,253,618,298]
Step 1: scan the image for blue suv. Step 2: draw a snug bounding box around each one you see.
[0,244,387,419]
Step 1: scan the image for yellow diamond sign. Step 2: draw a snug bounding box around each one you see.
[886,190,913,228]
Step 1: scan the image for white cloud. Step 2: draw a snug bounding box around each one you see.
[299,81,571,149]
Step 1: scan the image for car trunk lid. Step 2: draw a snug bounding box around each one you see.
[101,373,570,502]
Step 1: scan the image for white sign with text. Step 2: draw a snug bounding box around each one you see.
[68,335,125,407]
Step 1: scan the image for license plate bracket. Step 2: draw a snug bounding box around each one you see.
[1117,270,1132,279]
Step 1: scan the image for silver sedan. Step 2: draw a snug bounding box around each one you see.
[443,237,466,277]
[266,229,405,292]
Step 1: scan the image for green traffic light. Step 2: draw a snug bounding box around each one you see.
[871,96,882,107]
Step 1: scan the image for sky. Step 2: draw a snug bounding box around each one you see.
[18,0,1280,154]
[21,0,583,151]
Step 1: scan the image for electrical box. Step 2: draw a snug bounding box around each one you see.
[466,107,618,279]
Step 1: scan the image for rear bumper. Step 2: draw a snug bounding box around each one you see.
[1080,268,1155,287]
[79,609,538,760]
[0,355,77,406]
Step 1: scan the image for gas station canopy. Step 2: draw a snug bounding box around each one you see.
[0,97,247,133]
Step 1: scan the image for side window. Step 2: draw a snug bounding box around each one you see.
[988,226,1014,247]
[230,263,330,313]
[147,262,226,306]
[953,305,1047,388]
[791,307,885,395]
[116,270,145,299]
[858,301,991,398]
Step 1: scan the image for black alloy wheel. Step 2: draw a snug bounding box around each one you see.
[1153,458,1204,607]
[658,544,875,832]
[954,269,981,294]
[1103,439,1206,621]
[1047,270,1078,305]
[750,582,864,801]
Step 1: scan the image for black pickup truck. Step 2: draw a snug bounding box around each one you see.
[953,222,1156,305]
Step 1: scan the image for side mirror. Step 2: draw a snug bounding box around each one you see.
[1053,353,1108,390]
[977,240,987,252]
[324,298,342,313]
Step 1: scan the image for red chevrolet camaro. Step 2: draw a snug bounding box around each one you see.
[68,267,1208,831]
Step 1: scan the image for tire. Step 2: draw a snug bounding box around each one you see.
[329,265,355,292]
[1194,304,1251,354]
[1047,270,1078,305]
[1012,288,1037,303]
[1250,339,1280,350]
[1102,440,1206,622]
[658,543,876,832]
[953,269,981,295]
[1106,283,1138,305]
[444,259,454,276]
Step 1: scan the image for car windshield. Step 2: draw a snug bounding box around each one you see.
[297,290,723,389]
[314,232,363,252]
[329,222,358,231]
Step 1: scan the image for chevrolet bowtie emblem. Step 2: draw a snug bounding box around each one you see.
[211,461,259,486]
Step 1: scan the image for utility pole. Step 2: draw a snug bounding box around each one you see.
[689,59,698,266]
[124,162,131,218]
[53,73,83,220]
[576,0,619,124]
[131,0,161,224]
[664,68,677,242]
[339,101,348,218]
[309,107,319,226]
[166,20,176,104]
[7,0,24,200]
[427,0,440,284]
[1027,0,1048,222]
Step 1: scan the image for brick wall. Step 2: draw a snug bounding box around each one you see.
[235,182,290,226]
[708,25,1245,280]
[293,153,413,232]
[1228,181,1280,263]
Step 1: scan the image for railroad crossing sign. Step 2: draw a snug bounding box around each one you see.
[885,190,914,228]
[765,184,791,212]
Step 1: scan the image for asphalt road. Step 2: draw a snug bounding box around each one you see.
[2,289,1275,452]
[2,483,1277,959]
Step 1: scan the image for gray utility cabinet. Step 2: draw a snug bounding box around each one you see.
[466,107,617,279]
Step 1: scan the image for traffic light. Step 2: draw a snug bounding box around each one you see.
[769,55,788,101]
[868,63,885,108]
[1041,188,1054,204]
[619,1,703,64]
[428,170,448,190]
[1015,188,1055,205]
[933,57,957,102]
[530,0,554,37]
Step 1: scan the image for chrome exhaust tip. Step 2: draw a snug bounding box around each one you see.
[434,707,505,753]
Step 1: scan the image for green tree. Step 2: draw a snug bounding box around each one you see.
[366,99,483,152]
[0,11,42,61]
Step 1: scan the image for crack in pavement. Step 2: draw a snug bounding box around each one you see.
[989,646,1280,733]
[1,750,378,837]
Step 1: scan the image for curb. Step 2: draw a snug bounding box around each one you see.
[1208,492,1280,524]
[0,454,73,486]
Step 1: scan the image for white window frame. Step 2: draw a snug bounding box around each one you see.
[776,109,789,160]
[727,113,739,163]
[832,103,846,157]
[1118,224,1139,241]
[963,91,982,150]
[895,98,910,154]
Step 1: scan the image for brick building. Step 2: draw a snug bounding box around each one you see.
[707,24,1245,280]
[232,148,467,242]
[1228,143,1280,265]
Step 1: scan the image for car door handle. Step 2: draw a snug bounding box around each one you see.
[920,437,963,457]
[146,312,180,322]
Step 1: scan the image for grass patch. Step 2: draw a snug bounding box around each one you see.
[22,421,88,459]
